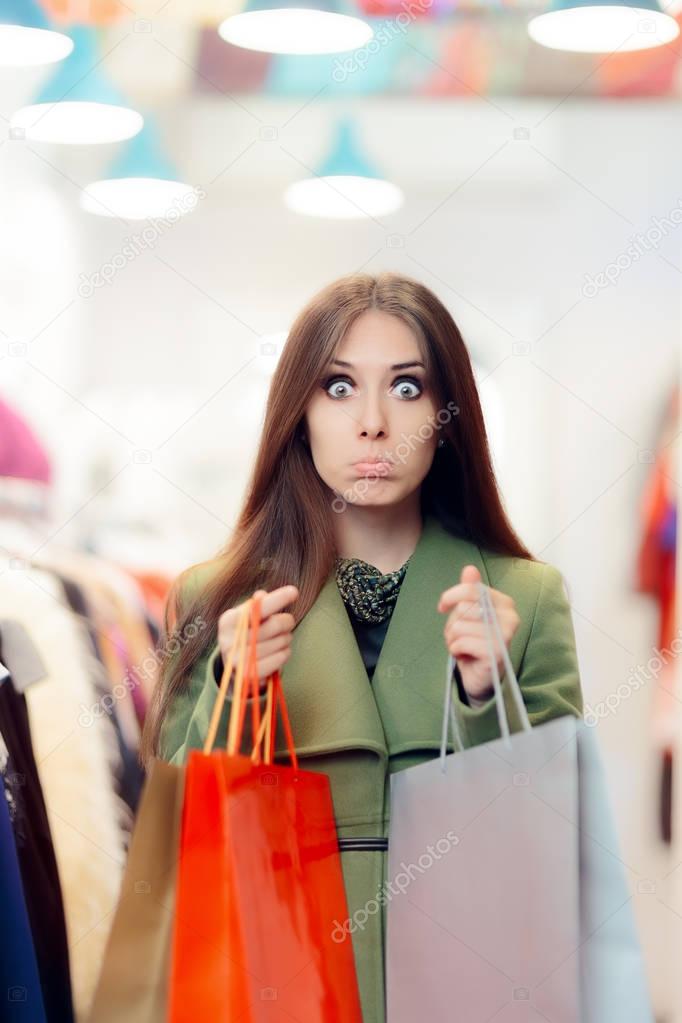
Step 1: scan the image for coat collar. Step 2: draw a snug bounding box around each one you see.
[277,512,490,761]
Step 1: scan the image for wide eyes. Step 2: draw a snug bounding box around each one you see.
[322,375,423,401]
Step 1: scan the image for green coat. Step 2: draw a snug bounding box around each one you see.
[159,512,584,1023]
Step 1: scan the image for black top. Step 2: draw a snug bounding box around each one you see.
[346,613,390,682]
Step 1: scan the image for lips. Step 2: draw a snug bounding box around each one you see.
[353,461,392,477]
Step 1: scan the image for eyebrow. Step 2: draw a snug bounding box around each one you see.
[330,359,426,370]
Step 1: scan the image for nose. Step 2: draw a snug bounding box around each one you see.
[358,390,388,442]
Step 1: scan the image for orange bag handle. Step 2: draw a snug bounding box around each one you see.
[203,596,298,769]
[251,670,298,770]
[226,596,298,767]
[227,596,264,758]
[203,597,252,755]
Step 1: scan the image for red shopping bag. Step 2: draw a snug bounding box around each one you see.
[169,595,363,1023]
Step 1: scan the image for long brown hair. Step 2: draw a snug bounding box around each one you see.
[140,271,536,765]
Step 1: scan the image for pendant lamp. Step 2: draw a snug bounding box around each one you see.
[10,25,142,143]
[218,0,372,55]
[528,0,679,52]
[284,115,403,219]
[80,116,200,219]
[0,0,73,66]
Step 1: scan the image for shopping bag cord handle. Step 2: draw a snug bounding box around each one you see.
[203,596,298,768]
[203,598,250,755]
[440,580,531,767]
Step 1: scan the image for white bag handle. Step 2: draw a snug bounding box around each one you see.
[439,580,531,768]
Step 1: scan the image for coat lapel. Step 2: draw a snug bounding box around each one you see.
[277,512,491,760]
[277,569,389,759]
[372,514,489,755]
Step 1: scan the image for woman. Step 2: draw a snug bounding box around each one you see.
[141,271,584,1023]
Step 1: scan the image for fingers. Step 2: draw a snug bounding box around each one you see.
[234,585,298,617]
[241,590,297,643]
[221,587,297,634]
[245,588,297,680]
[217,586,298,680]
[438,581,482,613]
[445,635,498,661]
[252,585,299,619]
[438,582,512,615]
[440,599,485,636]
[454,599,483,621]
[443,600,519,665]
[445,617,487,642]
[255,643,293,682]
[255,632,292,658]
[253,612,296,640]
[444,621,504,656]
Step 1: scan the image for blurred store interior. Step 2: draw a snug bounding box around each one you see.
[1,0,682,1019]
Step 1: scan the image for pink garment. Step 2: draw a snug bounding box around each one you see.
[0,398,51,483]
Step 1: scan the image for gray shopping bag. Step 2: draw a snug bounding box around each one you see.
[386,581,653,1023]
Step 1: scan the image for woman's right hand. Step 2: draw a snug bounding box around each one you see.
[217,585,299,692]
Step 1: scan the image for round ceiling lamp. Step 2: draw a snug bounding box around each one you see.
[218,0,373,55]
[81,117,201,220]
[10,25,143,144]
[0,0,73,66]
[528,0,679,52]
[284,116,403,219]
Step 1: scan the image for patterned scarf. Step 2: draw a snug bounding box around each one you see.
[335,555,410,625]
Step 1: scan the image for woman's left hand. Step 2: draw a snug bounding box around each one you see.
[437,564,520,703]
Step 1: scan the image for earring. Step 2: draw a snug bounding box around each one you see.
[438,439,445,448]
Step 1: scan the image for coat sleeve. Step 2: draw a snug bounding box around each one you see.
[452,561,584,748]
[158,574,268,766]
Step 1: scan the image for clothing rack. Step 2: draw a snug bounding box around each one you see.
[0,534,170,1021]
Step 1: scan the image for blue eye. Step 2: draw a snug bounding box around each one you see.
[321,375,423,400]
[392,377,422,399]
[323,377,354,399]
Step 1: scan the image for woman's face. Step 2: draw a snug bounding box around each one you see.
[303,309,440,509]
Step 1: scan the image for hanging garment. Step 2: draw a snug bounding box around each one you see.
[32,553,142,756]
[0,762,47,1023]
[88,558,162,710]
[635,384,679,844]
[0,560,127,1020]
[54,571,144,818]
[31,545,164,741]
[0,395,52,483]
[128,569,174,625]
[0,664,74,1022]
